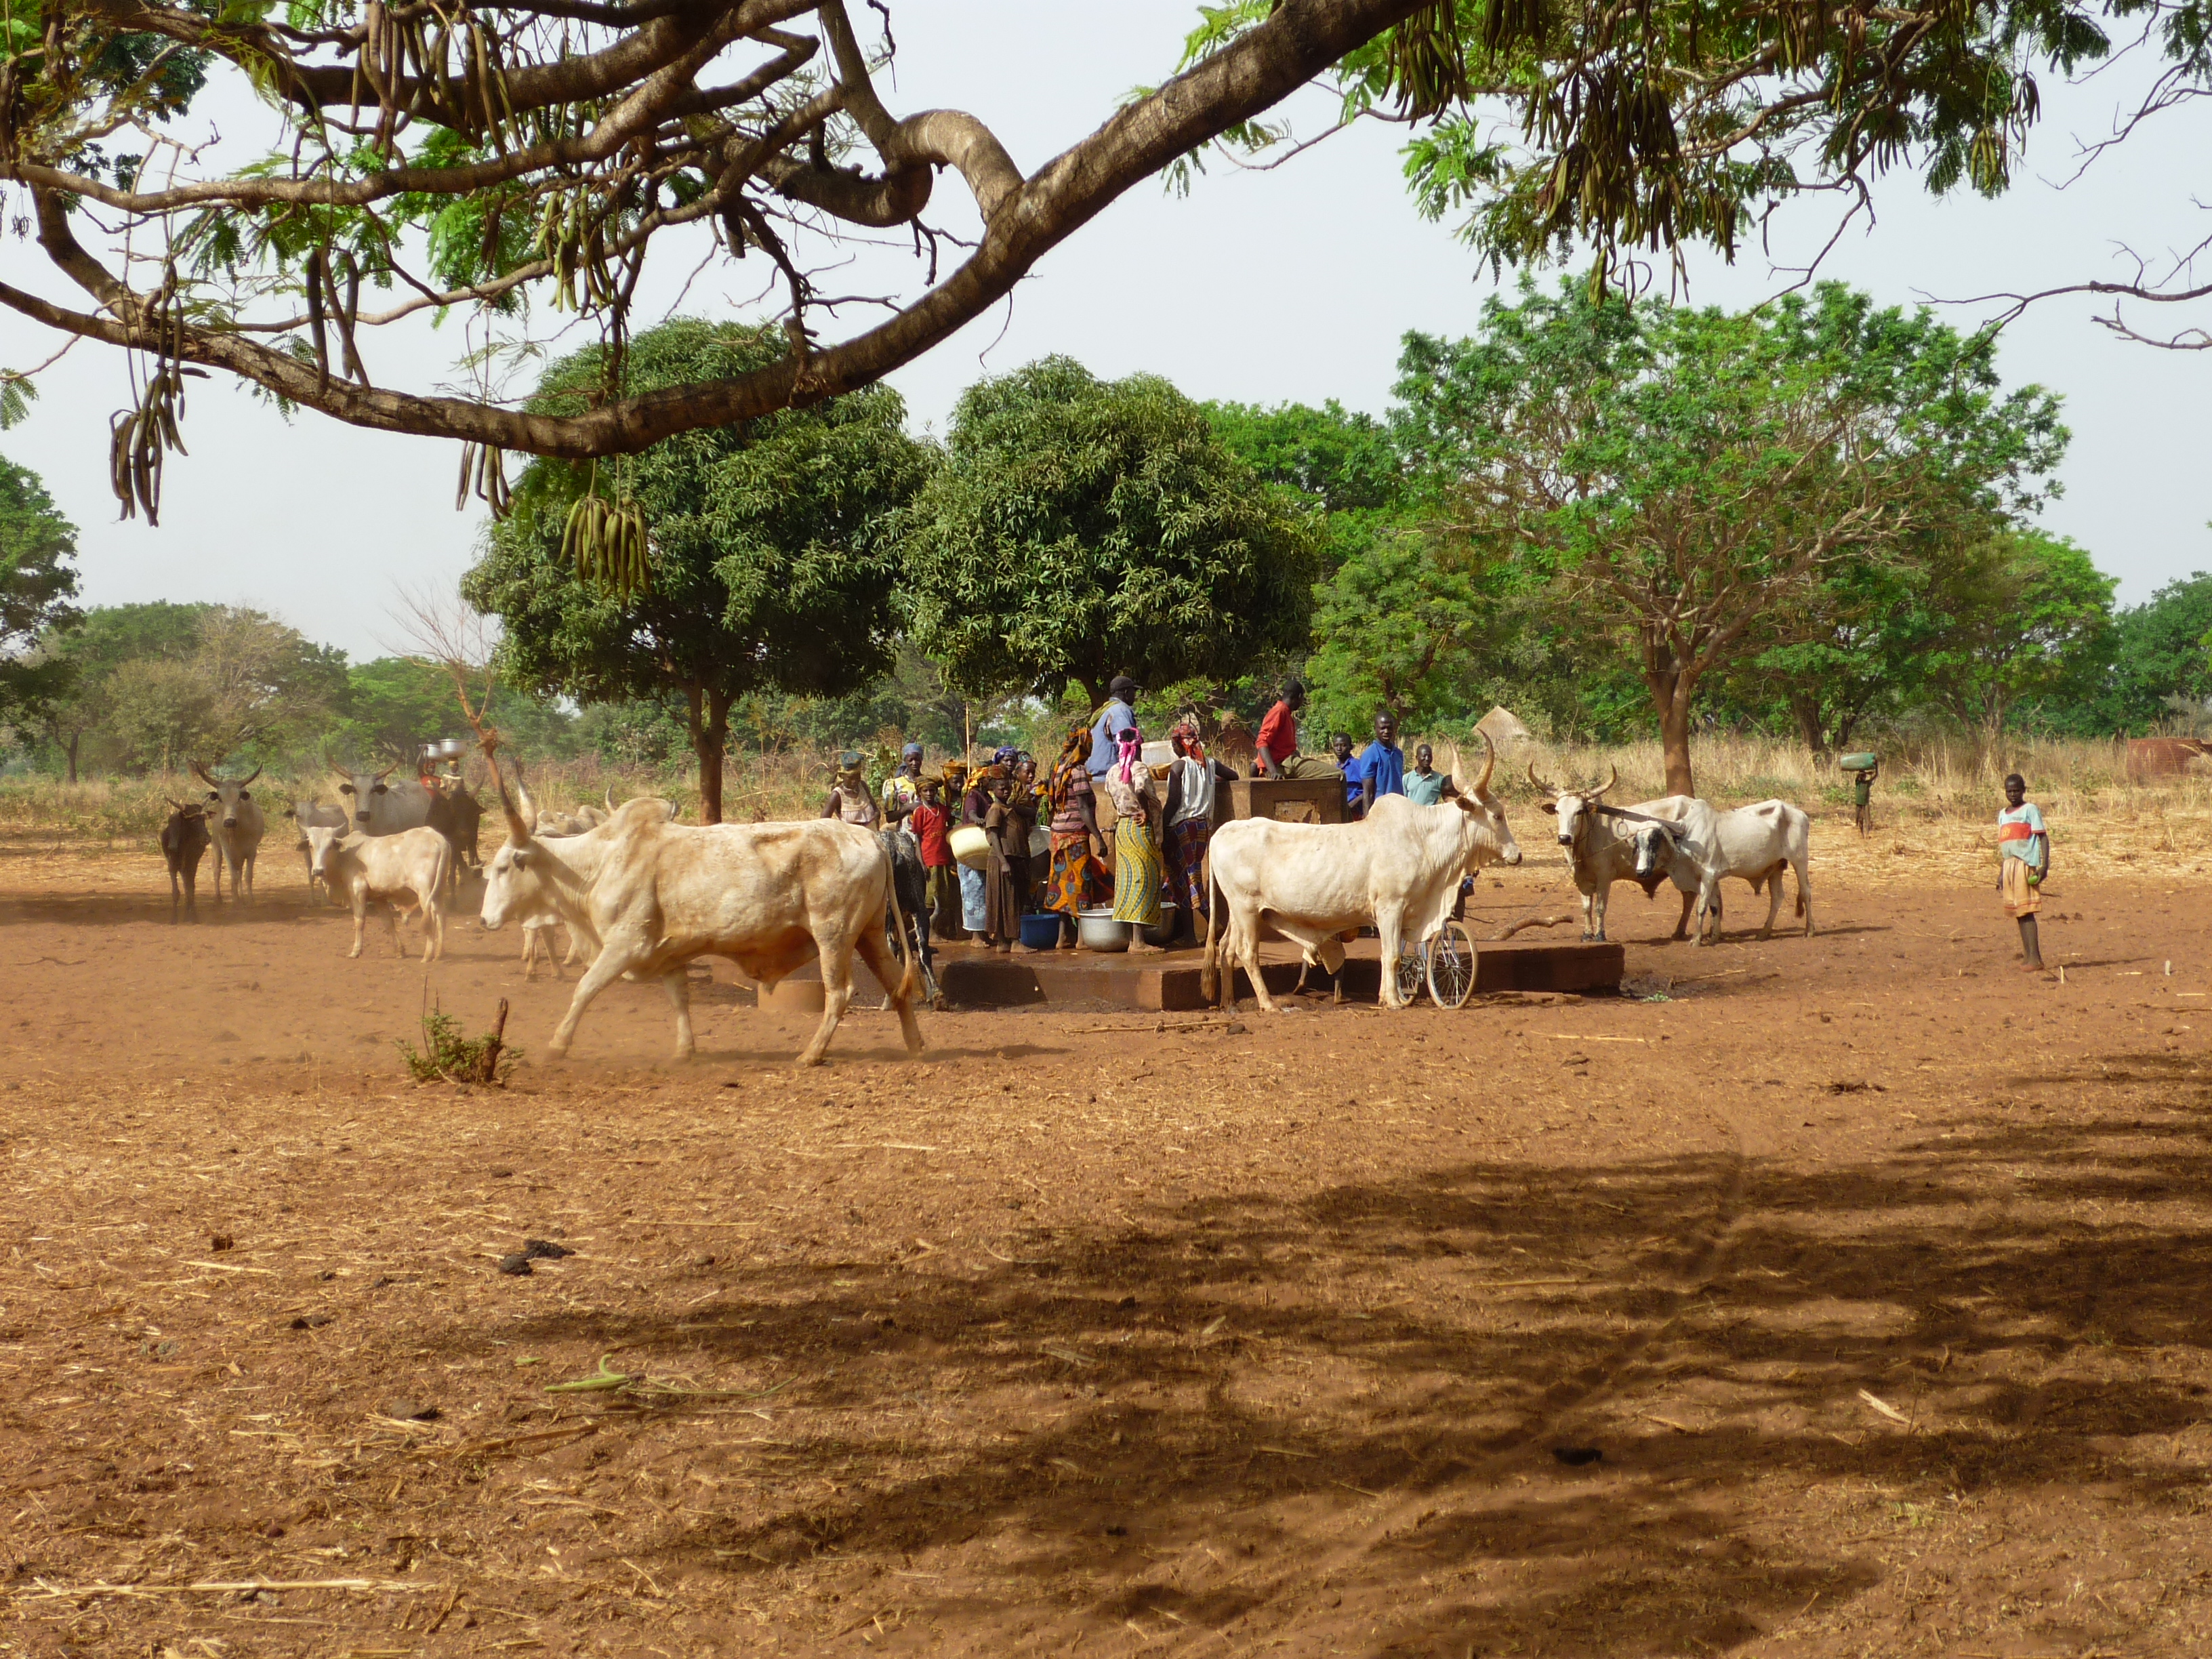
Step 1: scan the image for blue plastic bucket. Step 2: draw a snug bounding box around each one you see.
[1018,912,1063,951]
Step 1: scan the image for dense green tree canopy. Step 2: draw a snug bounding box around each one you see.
[0,454,81,729]
[464,318,930,820]
[1394,281,2068,792]
[901,357,1319,711]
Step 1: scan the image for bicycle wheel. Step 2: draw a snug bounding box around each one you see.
[1394,939,1430,1006]
[1425,918,1477,1009]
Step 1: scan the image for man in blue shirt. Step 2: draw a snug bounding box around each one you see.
[1329,733,1360,817]
[1087,674,1139,778]
[1357,710,1406,816]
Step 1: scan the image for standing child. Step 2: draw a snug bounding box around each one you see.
[1995,772,2048,971]
[1852,759,1881,835]
[910,779,961,943]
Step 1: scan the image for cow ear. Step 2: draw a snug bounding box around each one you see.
[339,783,355,794]
[372,783,388,794]
[238,790,251,801]
[1539,801,1557,815]
[512,848,529,867]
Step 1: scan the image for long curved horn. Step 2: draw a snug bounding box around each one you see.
[1474,731,1497,794]
[237,764,261,787]
[604,783,619,813]
[1585,762,1618,803]
[1525,760,1559,798]
[490,756,529,841]
[374,762,398,782]
[1435,739,1462,796]
[511,760,539,830]
[190,760,216,787]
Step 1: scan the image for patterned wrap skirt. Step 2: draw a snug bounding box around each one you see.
[1166,817,1211,921]
[1999,855,2042,916]
[1111,817,1164,927]
[1046,832,1101,916]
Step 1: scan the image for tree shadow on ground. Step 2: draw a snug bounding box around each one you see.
[470,1048,2212,1655]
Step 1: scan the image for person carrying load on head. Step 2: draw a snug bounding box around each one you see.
[821,751,880,827]
[1995,771,2048,972]
[1043,726,1105,948]
[1851,757,1881,834]
[1252,678,1338,781]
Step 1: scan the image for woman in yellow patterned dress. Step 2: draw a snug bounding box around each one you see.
[1101,722,1163,945]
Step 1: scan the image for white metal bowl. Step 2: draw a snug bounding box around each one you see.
[1076,909,1130,952]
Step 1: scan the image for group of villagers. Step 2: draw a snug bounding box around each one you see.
[818,673,1238,955]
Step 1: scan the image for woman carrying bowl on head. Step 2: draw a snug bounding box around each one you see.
[1103,724,1166,951]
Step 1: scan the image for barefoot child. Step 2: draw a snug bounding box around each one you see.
[1995,773,2048,970]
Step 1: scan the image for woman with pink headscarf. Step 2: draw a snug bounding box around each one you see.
[1100,720,1164,945]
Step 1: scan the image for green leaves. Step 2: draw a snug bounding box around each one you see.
[900,358,1319,704]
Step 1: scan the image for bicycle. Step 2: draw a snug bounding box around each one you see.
[1393,917,1478,1009]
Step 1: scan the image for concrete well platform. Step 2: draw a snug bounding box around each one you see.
[926,935,1622,1011]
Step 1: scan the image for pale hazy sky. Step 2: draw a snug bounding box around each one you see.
[3,3,2207,659]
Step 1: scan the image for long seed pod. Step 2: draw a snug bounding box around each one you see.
[305,247,329,394]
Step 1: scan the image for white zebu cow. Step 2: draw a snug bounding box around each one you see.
[193,762,267,904]
[529,776,611,838]
[1202,736,1523,1014]
[293,796,350,890]
[305,825,453,961]
[1527,763,1699,942]
[479,764,922,1067]
[331,764,438,834]
[1632,798,1814,945]
[492,806,674,981]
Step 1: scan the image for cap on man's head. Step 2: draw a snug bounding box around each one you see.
[1109,674,1139,702]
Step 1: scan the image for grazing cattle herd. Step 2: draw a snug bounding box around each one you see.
[155,736,1828,1065]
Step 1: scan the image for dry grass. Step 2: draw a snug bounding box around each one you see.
[9,733,2207,885]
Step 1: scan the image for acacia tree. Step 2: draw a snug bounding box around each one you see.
[1399,282,2066,795]
[900,358,1318,710]
[0,0,1445,481]
[464,318,927,821]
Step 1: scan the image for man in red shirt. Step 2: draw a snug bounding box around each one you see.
[1254,679,1336,779]
[909,779,964,943]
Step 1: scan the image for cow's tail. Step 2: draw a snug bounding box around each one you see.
[883,840,920,1008]
[1199,848,1220,1006]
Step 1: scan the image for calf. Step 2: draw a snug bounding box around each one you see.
[306,825,453,961]
[1633,798,1814,945]
[293,797,350,890]
[161,800,211,922]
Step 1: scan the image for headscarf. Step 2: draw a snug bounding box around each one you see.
[991,744,1021,772]
[1046,726,1091,816]
[1170,714,1206,767]
[1114,724,1144,788]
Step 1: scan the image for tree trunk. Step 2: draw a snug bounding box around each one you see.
[1787,691,1829,760]
[1647,664,1699,797]
[1074,675,1106,713]
[64,733,79,785]
[686,685,730,825]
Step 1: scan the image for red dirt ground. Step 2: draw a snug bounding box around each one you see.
[2,844,2209,1658]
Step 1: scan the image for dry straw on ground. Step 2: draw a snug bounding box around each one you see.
[5,734,2205,884]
